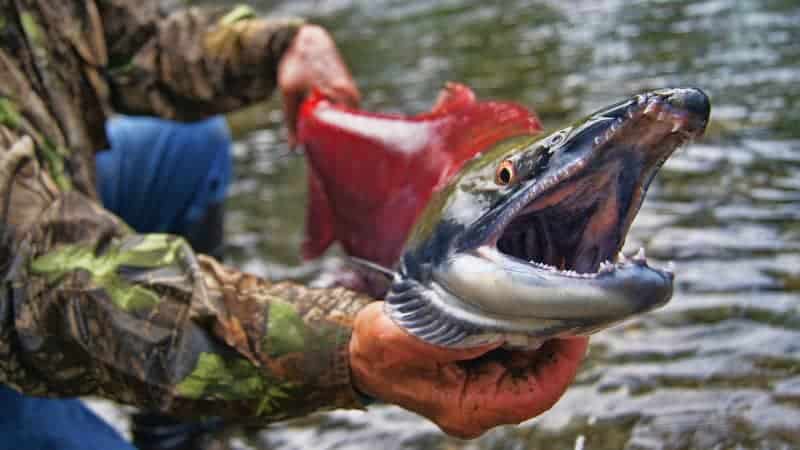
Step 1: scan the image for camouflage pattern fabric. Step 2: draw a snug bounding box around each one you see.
[0,0,373,422]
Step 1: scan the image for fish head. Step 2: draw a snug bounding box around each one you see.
[390,88,711,348]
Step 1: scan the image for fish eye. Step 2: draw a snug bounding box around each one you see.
[495,160,517,186]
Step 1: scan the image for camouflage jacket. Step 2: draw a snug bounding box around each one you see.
[0,0,374,422]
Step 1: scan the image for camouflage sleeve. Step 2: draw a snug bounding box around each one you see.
[0,137,373,421]
[101,1,303,121]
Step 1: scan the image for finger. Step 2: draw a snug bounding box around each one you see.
[281,86,302,148]
[330,80,361,109]
[316,79,361,110]
[437,423,486,440]
[490,337,589,423]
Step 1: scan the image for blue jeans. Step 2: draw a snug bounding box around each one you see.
[0,116,232,450]
[0,390,135,450]
[96,115,232,239]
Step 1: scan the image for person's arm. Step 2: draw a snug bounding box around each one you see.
[0,135,589,434]
[101,2,358,142]
[0,136,372,421]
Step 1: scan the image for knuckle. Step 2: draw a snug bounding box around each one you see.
[298,24,332,43]
[301,24,326,35]
[435,413,487,440]
[439,423,484,440]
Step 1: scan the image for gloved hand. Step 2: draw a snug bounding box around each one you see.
[349,302,589,439]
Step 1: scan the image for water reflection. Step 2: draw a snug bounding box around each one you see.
[219,0,800,448]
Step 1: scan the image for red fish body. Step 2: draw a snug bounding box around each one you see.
[297,83,543,268]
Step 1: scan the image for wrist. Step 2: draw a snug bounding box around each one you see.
[348,330,378,406]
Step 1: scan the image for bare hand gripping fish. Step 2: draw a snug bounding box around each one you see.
[298,86,710,348]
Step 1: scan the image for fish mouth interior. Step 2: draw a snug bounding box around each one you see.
[497,173,627,274]
[495,89,709,274]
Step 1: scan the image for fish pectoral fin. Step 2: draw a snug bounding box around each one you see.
[384,278,469,347]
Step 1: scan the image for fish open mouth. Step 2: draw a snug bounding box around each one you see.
[494,88,710,277]
[388,88,710,348]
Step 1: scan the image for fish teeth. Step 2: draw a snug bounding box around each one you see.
[530,260,557,271]
[633,247,647,264]
[671,121,682,133]
[529,260,599,278]
[599,260,615,273]
[563,269,591,279]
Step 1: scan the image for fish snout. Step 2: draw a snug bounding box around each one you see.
[656,87,711,133]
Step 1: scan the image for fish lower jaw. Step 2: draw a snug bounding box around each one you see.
[384,276,618,349]
[384,246,673,348]
[384,268,663,350]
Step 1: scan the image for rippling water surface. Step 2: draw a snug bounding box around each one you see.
[206,0,800,448]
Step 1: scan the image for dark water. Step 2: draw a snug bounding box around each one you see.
[219,0,800,448]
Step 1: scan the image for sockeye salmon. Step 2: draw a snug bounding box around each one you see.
[298,85,710,348]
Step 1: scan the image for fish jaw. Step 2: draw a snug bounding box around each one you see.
[387,88,710,348]
[386,247,673,348]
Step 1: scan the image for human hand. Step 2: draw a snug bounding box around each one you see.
[278,24,360,147]
[349,303,589,439]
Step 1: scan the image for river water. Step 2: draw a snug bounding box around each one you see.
[145,0,800,448]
